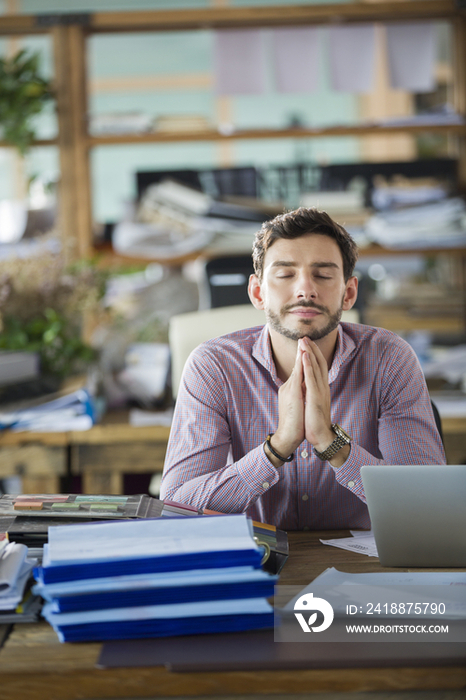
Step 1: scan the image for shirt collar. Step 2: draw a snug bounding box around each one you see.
[252,323,356,386]
[252,325,281,385]
[328,323,356,384]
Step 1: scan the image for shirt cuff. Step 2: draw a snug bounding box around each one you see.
[331,443,367,501]
[236,443,281,496]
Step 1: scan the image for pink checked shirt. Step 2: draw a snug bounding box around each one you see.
[161,322,446,530]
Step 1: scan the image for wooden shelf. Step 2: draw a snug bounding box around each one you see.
[88,122,466,147]
[92,242,466,269]
[1,1,461,36]
[90,1,463,33]
[0,138,57,149]
[0,413,170,448]
[359,244,466,257]
[2,123,462,152]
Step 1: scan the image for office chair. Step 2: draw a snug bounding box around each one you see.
[203,255,255,309]
[169,305,266,397]
[430,400,444,446]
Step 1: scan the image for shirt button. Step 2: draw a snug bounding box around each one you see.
[300,450,308,458]
[302,494,309,501]
[262,481,270,490]
[347,480,355,488]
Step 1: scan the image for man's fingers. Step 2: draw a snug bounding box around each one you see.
[301,350,318,394]
[300,338,327,386]
[290,344,304,384]
[307,338,328,376]
[300,339,319,380]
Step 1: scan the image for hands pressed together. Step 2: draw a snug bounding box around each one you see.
[266,338,349,469]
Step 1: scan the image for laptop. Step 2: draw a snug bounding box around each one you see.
[360,464,466,567]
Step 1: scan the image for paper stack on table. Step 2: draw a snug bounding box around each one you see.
[33,514,276,643]
[0,541,41,623]
[3,494,288,576]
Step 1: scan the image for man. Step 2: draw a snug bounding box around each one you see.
[160,208,446,530]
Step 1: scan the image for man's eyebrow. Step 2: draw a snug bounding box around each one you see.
[311,261,340,270]
[271,260,296,268]
[270,260,340,270]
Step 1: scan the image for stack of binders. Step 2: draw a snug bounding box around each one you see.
[33,514,276,643]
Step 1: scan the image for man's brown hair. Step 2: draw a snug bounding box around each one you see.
[252,207,359,282]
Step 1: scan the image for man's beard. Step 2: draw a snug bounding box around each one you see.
[265,299,344,341]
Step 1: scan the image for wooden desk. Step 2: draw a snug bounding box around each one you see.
[0,413,171,494]
[0,530,464,700]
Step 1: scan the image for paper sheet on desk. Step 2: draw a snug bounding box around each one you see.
[0,564,35,609]
[320,532,378,558]
[282,567,466,619]
[0,543,27,591]
[0,543,37,609]
[129,408,173,427]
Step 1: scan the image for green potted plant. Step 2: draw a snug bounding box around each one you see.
[0,251,108,381]
[0,49,53,155]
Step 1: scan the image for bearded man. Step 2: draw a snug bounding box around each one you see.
[160,208,445,530]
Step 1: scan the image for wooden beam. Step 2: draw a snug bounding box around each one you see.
[0,0,463,37]
[53,23,92,261]
[90,0,462,33]
[0,14,45,35]
[453,16,466,192]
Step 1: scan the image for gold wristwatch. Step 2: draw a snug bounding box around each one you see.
[313,424,351,461]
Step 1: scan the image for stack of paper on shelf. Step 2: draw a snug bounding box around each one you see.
[0,540,41,622]
[33,514,276,643]
[365,197,466,249]
[113,179,261,260]
[0,388,96,432]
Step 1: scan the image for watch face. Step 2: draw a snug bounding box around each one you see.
[333,424,351,442]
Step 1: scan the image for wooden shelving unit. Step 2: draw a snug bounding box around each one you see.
[1,0,466,261]
[88,122,466,147]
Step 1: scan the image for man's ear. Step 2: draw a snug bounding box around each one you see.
[342,276,358,311]
[248,274,265,310]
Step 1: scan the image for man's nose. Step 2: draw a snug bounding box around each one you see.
[296,273,317,299]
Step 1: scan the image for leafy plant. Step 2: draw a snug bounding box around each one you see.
[0,49,53,155]
[0,251,109,379]
[0,308,96,379]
